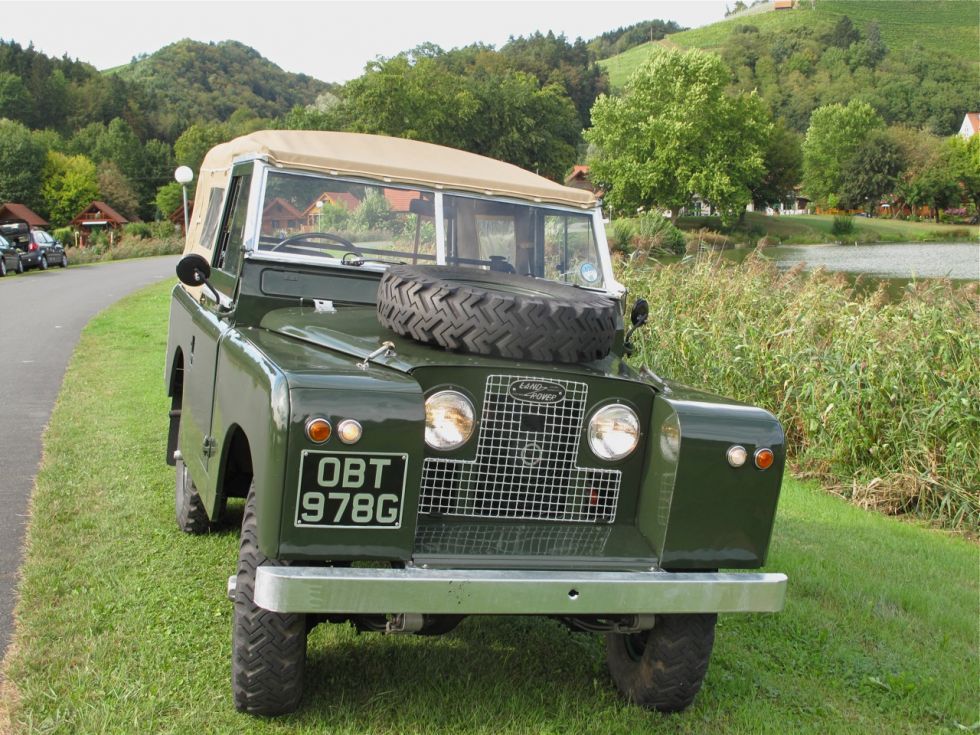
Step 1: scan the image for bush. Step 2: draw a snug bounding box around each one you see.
[52,227,75,247]
[619,257,979,530]
[123,222,153,240]
[609,219,636,254]
[757,235,780,248]
[831,215,855,236]
[633,212,685,254]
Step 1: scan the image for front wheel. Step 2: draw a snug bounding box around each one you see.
[16,257,24,274]
[40,255,48,270]
[175,457,211,534]
[0,259,6,277]
[232,484,307,716]
[605,613,717,713]
[60,253,68,268]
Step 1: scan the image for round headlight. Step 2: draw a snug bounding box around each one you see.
[424,390,474,450]
[588,404,640,460]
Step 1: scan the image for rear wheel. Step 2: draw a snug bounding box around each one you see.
[232,483,307,716]
[605,613,717,713]
[0,259,6,277]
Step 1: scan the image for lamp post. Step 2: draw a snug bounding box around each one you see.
[174,166,194,234]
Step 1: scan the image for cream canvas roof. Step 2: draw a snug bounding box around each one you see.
[199,130,596,208]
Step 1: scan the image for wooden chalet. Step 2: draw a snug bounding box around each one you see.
[169,201,194,235]
[70,200,129,246]
[261,197,305,236]
[0,203,49,228]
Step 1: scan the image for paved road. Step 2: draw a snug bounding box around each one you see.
[0,256,179,660]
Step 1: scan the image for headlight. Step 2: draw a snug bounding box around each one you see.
[588,404,640,460]
[424,390,474,450]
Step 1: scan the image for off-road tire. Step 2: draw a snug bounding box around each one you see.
[605,613,717,713]
[40,255,48,270]
[377,265,618,364]
[175,457,211,534]
[232,484,307,716]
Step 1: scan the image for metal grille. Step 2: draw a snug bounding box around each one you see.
[420,375,621,523]
[415,522,613,556]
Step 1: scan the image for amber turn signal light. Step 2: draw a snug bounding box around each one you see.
[754,448,775,470]
[305,417,332,444]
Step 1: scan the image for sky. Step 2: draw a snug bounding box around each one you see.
[1,1,729,83]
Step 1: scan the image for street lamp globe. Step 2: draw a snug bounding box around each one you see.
[174,166,194,185]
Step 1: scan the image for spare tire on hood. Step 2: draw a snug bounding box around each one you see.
[376,265,619,363]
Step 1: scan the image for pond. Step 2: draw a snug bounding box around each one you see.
[761,242,979,281]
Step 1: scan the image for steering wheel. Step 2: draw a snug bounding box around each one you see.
[271,232,362,256]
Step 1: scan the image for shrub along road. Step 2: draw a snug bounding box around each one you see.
[0,256,178,660]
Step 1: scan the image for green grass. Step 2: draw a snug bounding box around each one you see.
[673,212,979,245]
[600,1,980,88]
[2,280,978,733]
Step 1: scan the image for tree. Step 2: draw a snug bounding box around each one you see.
[155,181,183,218]
[0,118,46,208]
[97,161,140,220]
[802,100,883,205]
[944,134,980,213]
[837,129,905,214]
[336,49,581,180]
[0,71,30,121]
[585,47,771,222]
[174,122,230,175]
[40,151,99,226]
[751,120,803,208]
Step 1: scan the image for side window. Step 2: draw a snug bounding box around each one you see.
[215,173,252,274]
[198,187,226,250]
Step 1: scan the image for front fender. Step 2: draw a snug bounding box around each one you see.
[210,330,290,558]
[637,383,784,569]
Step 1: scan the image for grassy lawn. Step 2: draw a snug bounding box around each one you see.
[2,281,977,734]
[600,1,978,88]
[674,212,977,245]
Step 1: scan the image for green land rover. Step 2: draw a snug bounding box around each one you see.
[165,130,787,716]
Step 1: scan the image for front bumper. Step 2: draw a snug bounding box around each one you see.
[253,566,787,615]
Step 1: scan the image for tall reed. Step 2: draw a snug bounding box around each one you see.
[620,255,979,530]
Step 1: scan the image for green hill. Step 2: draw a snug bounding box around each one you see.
[109,39,334,138]
[601,0,979,89]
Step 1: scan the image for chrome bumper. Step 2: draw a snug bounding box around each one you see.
[253,566,787,615]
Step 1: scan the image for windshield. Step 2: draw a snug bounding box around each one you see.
[256,172,604,288]
[443,194,604,288]
[257,172,437,265]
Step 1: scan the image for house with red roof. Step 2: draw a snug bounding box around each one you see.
[70,200,129,246]
[261,197,305,236]
[382,188,421,213]
[0,203,49,228]
[959,112,979,139]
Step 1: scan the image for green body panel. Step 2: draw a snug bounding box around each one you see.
[165,255,785,571]
[637,386,784,569]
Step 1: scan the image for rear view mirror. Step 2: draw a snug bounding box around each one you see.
[176,253,211,287]
[630,299,649,328]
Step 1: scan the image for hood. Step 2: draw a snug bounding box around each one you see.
[259,305,630,380]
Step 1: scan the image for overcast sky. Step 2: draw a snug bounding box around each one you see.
[2,1,729,83]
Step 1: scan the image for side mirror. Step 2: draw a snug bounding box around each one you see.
[624,298,650,358]
[630,299,649,328]
[176,253,211,287]
[176,253,229,312]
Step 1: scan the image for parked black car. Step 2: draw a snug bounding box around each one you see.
[0,219,68,270]
[0,233,25,276]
